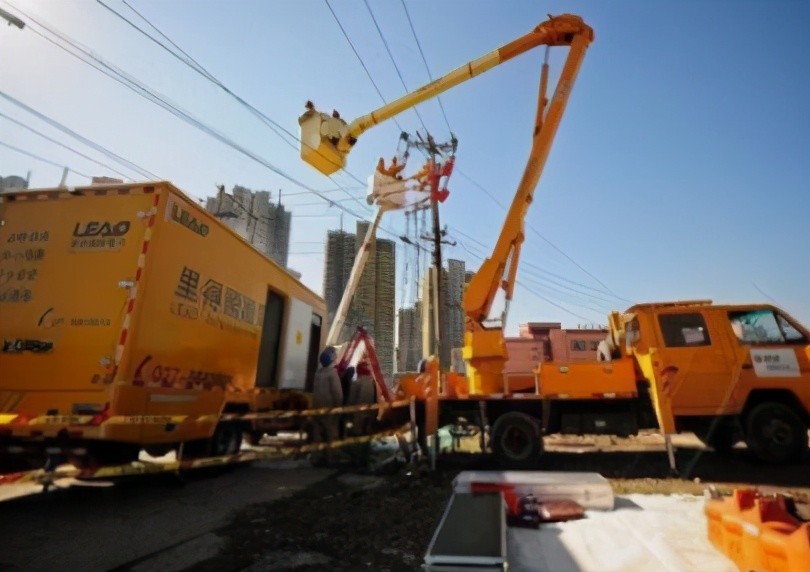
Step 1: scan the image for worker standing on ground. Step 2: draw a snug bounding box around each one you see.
[350,360,377,435]
[312,346,343,464]
[339,365,355,438]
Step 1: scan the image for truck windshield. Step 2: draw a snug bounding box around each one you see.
[728,309,806,344]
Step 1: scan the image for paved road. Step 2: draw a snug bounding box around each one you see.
[0,460,331,572]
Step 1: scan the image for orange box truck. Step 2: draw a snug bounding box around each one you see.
[0,181,325,468]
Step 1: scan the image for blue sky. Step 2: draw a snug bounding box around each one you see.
[1,0,808,334]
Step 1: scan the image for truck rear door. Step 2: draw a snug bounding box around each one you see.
[0,189,152,410]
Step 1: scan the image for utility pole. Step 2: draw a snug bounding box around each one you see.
[216,184,225,214]
[411,132,457,370]
[248,192,258,243]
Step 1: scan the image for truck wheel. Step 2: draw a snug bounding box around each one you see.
[210,423,243,456]
[182,423,243,459]
[745,402,808,464]
[83,444,140,467]
[491,412,542,468]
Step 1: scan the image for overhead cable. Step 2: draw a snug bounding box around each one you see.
[0,140,91,179]
[95,0,375,211]
[0,111,134,180]
[1,4,396,236]
[362,0,428,133]
[323,0,417,144]
[0,90,158,180]
[457,168,623,296]
[399,0,453,134]
[456,238,603,322]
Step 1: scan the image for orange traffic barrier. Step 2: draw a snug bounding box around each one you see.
[705,488,810,572]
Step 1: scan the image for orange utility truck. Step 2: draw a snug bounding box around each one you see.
[0,181,326,469]
[539,301,810,464]
[295,12,810,468]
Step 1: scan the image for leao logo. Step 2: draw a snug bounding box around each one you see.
[170,203,209,237]
[73,221,130,237]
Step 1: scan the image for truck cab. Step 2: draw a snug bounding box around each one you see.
[625,301,810,462]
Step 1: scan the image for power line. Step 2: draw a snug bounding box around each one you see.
[454,236,603,323]
[452,169,630,301]
[282,186,365,197]
[515,281,599,323]
[399,0,453,135]
[518,268,618,309]
[121,0,217,84]
[752,281,780,304]
[516,273,613,315]
[320,0,621,306]
[446,222,610,310]
[97,0,295,149]
[0,90,158,180]
[1,3,394,236]
[362,0,428,134]
[97,0,373,214]
[0,140,91,179]
[0,111,134,180]
[448,224,628,303]
[323,0,417,145]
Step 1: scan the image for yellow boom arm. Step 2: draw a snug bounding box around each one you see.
[298,14,594,175]
[464,22,592,328]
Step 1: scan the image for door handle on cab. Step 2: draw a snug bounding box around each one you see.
[741,363,753,370]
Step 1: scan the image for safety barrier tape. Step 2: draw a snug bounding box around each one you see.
[1,398,412,428]
[0,422,413,487]
[220,398,412,422]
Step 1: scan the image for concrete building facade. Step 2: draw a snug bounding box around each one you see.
[205,185,291,268]
[397,301,422,372]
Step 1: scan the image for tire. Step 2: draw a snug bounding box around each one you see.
[70,443,140,469]
[745,402,808,464]
[490,412,543,468]
[182,423,243,459]
[210,423,243,456]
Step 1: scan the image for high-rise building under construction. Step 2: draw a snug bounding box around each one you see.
[408,259,469,370]
[205,185,291,268]
[323,221,396,381]
[397,301,422,372]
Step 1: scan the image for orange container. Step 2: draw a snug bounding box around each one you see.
[705,489,810,572]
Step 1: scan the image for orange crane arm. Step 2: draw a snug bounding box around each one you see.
[463,22,592,329]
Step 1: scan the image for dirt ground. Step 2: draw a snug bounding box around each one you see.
[189,434,810,572]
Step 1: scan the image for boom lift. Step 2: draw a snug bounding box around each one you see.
[325,153,420,348]
[298,14,594,466]
[324,151,430,403]
[301,13,810,472]
[299,13,594,390]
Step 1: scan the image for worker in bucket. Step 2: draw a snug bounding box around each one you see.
[350,359,377,435]
[312,346,343,464]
